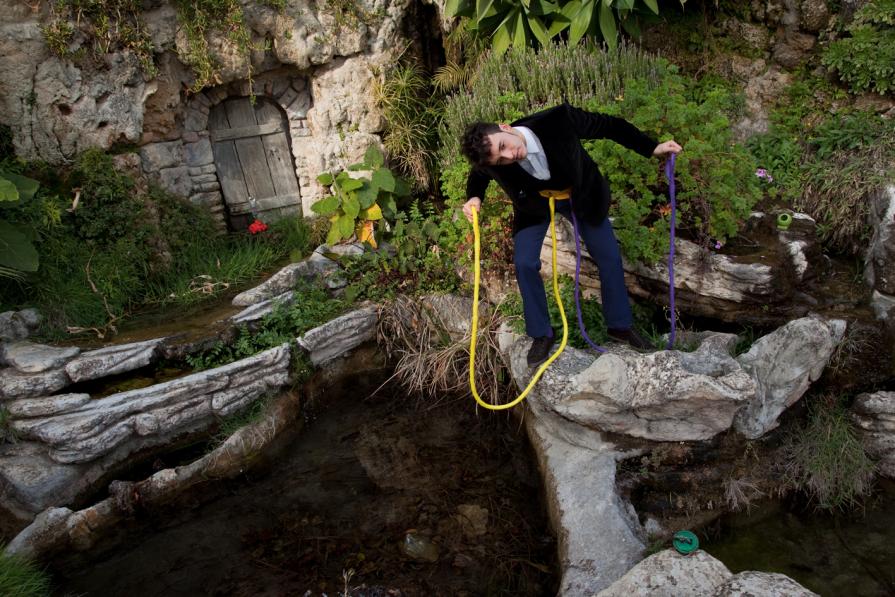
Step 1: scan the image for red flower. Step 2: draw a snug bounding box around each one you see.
[248,219,268,234]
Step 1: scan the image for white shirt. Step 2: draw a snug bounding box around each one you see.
[514,126,551,181]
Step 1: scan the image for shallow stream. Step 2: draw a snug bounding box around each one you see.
[51,387,558,596]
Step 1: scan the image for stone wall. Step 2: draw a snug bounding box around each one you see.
[0,0,431,228]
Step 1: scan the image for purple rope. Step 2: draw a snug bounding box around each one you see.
[665,153,677,350]
[568,153,678,353]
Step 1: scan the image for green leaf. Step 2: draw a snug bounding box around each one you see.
[356,182,378,208]
[0,178,17,202]
[642,0,659,14]
[513,10,527,48]
[2,172,39,202]
[326,222,343,245]
[527,14,551,46]
[364,145,384,168]
[316,172,334,186]
[0,219,39,272]
[616,0,634,8]
[342,192,360,219]
[569,0,592,45]
[620,13,641,37]
[379,195,397,219]
[599,0,618,48]
[492,20,512,54]
[372,168,395,193]
[476,0,497,21]
[393,176,411,197]
[337,213,355,238]
[311,195,341,216]
[446,0,474,17]
[340,177,364,192]
[547,8,572,36]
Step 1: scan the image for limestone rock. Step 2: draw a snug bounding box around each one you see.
[65,338,166,383]
[734,316,846,439]
[800,0,831,32]
[526,401,645,594]
[231,258,339,306]
[3,342,80,374]
[864,186,895,296]
[0,368,70,401]
[231,291,295,324]
[7,394,91,419]
[596,550,732,596]
[505,330,753,442]
[715,571,819,596]
[11,344,291,464]
[851,391,895,478]
[297,306,377,365]
[733,66,792,140]
[420,294,475,340]
[0,309,41,342]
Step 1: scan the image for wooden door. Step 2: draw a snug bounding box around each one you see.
[209,97,302,230]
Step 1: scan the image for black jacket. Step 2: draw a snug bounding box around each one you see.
[465,103,657,235]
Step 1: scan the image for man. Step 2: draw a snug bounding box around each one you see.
[461,102,682,367]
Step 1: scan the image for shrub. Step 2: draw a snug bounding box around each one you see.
[783,396,876,511]
[439,42,760,265]
[822,0,895,95]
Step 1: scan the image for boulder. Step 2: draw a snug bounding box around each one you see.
[504,329,753,442]
[2,342,80,374]
[0,368,70,401]
[864,186,895,296]
[596,550,732,596]
[0,309,41,342]
[9,344,291,464]
[851,391,895,478]
[734,316,846,439]
[64,338,166,383]
[231,257,339,306]
[296,306,377,365]
[525,399,646,595]
[715,571,819,596]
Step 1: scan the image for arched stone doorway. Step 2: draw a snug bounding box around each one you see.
[208,96,301,230]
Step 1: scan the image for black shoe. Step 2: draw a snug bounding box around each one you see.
[607,328,654,350]
[527,328,557,367]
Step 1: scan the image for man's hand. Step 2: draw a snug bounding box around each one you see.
[653,140,683,157]
[462,197,482,223]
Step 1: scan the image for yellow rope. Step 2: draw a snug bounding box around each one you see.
[468,197,568,410]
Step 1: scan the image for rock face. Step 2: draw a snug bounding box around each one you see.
[8,344,292,464]
[297,306,377,365]
[596,549,818,596]
[541,212,826,326]
[231,257,339,306]
[865,186,895,327]
[733,316,846,439]
[852,391,895,478]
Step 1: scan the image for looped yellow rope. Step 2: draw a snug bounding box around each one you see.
[468,197,568,410]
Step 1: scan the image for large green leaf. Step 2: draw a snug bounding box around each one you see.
[527,0,559,15]
[620,12,641,37]
[446,0,474,17]
[393,176,411,198]
[599,0,618,48]
[0,178,17,202]
[2,173,39,202]
[337,213,355,238]
[326,222,343,245]
[311,195,340,216]
[476,0,497,21]
[513,10,527,48]
[616,0,634,9]
[547,6,573,36]
[340,177,364,193]
[372,168,395,193]
[379,195,397,220]
[364,145,384,168]
[356,182,378,208]
[569,0,593,45]
[492,19,513,54]
[527,14,551,46]
[0,219,39,272]
[317,172,334,186]
[342,192,360,219]
[642,0,659,14]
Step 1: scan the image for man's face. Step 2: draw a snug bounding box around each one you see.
[484,124,527,166]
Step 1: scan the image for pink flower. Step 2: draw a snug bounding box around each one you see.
[755,168,774,182]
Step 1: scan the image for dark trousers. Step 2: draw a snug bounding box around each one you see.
[513,201,633,337]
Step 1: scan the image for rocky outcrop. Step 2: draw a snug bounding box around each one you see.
[297,306,377,366]
[540,212,827,326]
[852,391,895,478]
[231,258,339,306]
[2,342,80,374]
[596,549,818,596]
[733,316,846,439]
[501,316,843,442]
[865,186,895,327]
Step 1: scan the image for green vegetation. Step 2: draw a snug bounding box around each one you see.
[439,41,759,265]
[446,0,672,54]
[783,396,876,511]
[210,394,271,446]
[311,146,411,246]
[0,150,315,338]
[0,549,51,597]
[822,0,895,95]
[0,171,41,280]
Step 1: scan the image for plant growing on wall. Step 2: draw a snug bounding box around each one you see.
[311,146,411,246]
[0,171,40,280]
[822,0,895,95]
[445,0,681,53]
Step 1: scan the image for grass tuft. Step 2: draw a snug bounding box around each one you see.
[0,549,52,597]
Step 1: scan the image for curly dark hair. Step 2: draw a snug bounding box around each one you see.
[461,122,501,167]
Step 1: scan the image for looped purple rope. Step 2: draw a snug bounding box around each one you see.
[568,153,678,353]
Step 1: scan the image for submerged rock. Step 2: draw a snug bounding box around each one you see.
[851,391,895,479]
